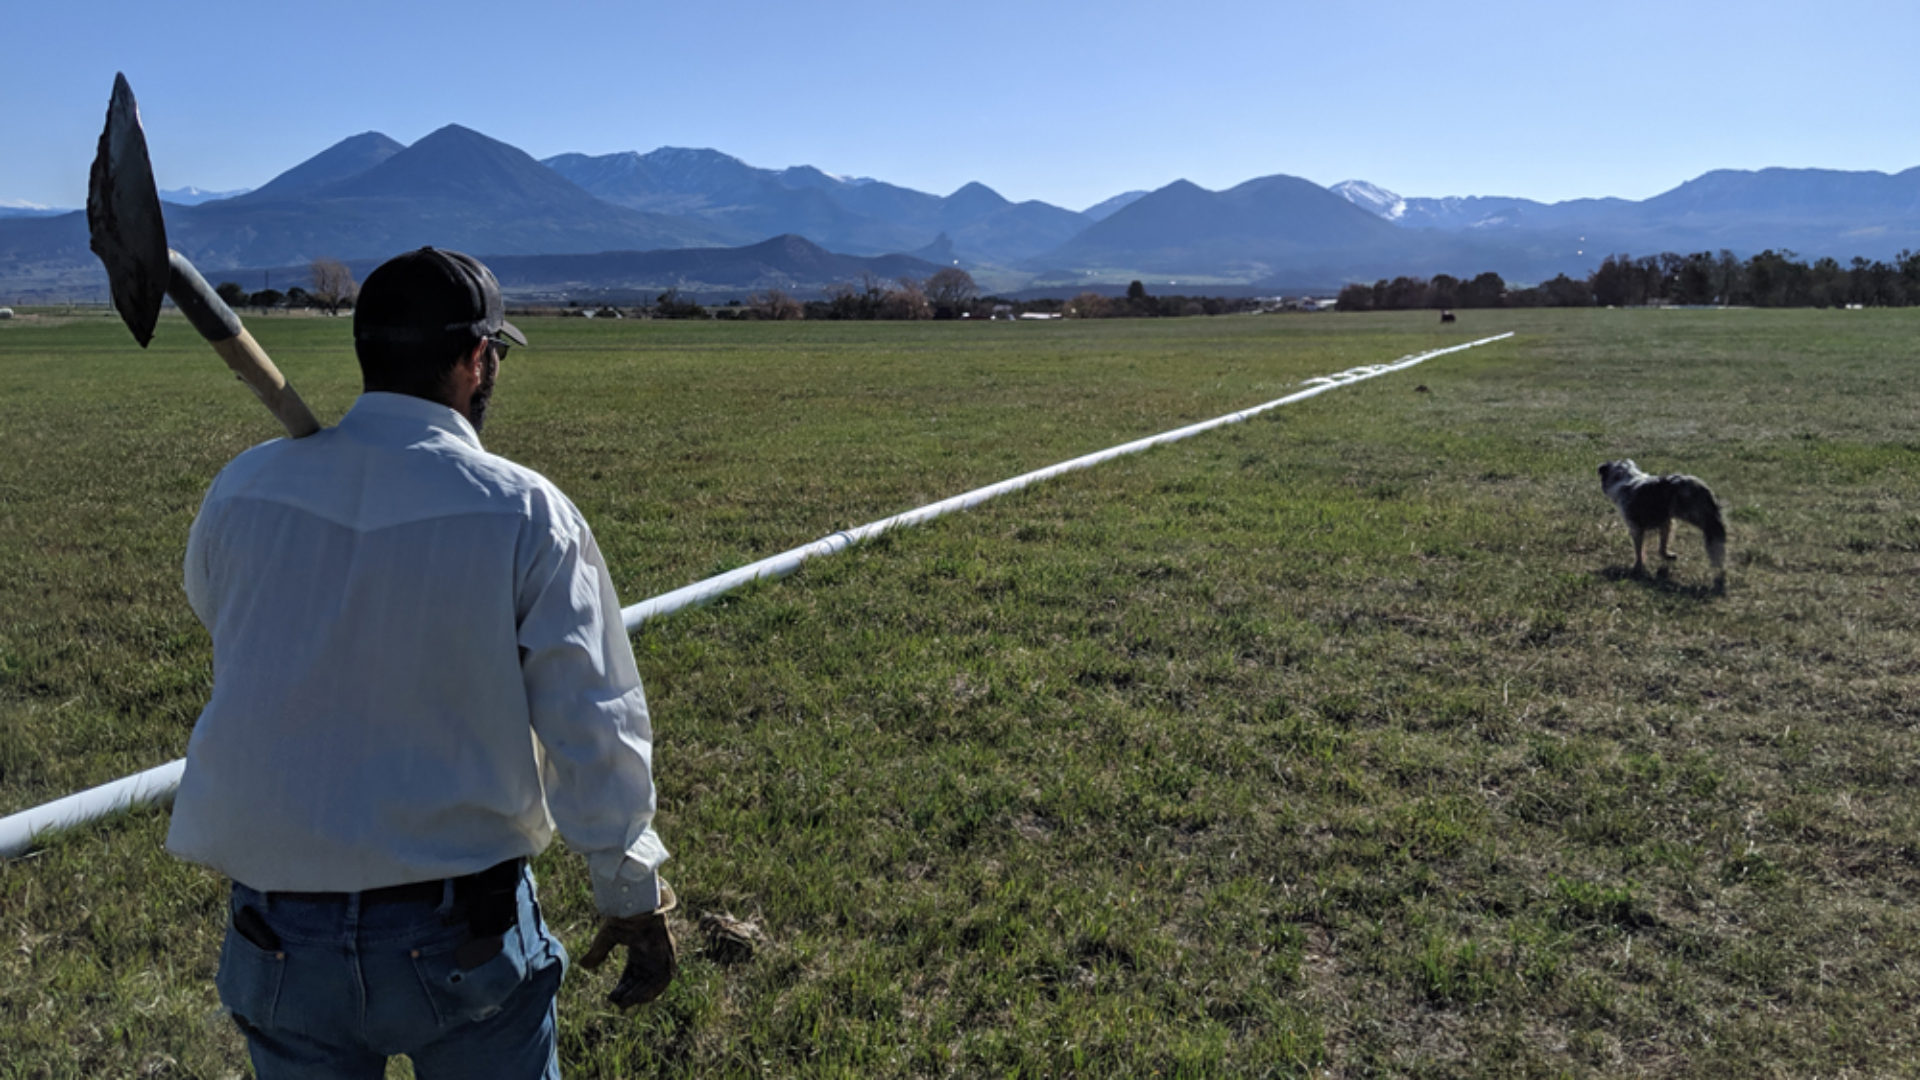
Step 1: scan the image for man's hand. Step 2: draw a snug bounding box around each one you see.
[578,881,678,1009]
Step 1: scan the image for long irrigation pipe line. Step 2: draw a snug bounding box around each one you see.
[0,331,1514,860]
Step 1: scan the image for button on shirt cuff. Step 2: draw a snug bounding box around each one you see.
[590,854,666,918]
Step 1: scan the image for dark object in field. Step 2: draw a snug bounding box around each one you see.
[1440,309,1456,323]
[1598,459,1726,575]
[699,911,768,965]
[86,73,320,437]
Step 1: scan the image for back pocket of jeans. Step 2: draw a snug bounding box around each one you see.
[215,927,286,1029]
[409,926,534,1027]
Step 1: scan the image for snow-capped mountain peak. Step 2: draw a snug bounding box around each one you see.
[1331,179,1406,221]
[160,186,252,205]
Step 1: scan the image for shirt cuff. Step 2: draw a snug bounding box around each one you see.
[586,831,670,917]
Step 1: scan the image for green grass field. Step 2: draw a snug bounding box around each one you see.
[3,308,1918,1077]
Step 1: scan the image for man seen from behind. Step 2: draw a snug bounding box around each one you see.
[167,247,673,1078]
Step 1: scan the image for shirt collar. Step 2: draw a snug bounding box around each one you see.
[341,392,484,451]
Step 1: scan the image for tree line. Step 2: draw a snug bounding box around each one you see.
[685,276,1259,321]
[616,269,1015,321]
[216,258,358,315]
[217,249,1920,323]
[631,273,976,322]
[1335,249,1920,311]
[219,265,1256,322]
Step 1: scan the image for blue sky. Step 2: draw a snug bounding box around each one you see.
[5,0,1918,212]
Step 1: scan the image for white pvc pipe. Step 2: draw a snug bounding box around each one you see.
[621,332,1512,629]
[0,760,185,859]
[0,331,1513,859]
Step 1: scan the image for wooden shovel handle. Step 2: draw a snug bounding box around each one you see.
[167,250,322,438]
[210,328,322,438]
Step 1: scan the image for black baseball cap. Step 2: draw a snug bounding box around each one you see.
[354,247,527,349]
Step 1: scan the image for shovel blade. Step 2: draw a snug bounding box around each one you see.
[86,73,169,348]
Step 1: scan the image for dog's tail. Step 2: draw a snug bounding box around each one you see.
[1676,481,1727,568]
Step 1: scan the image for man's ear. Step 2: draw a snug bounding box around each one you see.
[453,336,489,386]
[441,337,491,410]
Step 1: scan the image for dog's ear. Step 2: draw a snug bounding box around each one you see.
[1598,462,1612,478]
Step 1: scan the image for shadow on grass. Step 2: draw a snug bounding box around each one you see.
[1596,564,1728,600]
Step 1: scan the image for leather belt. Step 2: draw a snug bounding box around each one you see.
[268,857,525,907]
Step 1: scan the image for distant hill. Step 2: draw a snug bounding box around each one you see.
[1332,168,1920,264]
[238,234,944,303]
[159,186,252,206]
[1029,174,1469,281]
[158,125,728,269]
[1082,190,1148,222]
[228,132,404,203]
[1329,180,1545,231]
[0,126,732,297]
[544,147,893,251]
[1623,167,1920,253]
[0,211,93,297]
[479,234,943,298]
[937,183,1091,266]
[543,148,1088,264]
[545,147,791,217]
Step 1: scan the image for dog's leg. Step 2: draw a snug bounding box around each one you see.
[1659,520,1676,560]
[1629,525,1648,573]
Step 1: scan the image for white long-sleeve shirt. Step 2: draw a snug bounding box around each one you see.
[167,391,667,917]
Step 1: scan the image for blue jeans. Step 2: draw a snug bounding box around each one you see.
[217,865,568,1079]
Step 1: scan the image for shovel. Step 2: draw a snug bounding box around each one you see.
[87,73,321,438]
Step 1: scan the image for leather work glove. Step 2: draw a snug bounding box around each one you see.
[579,881,678,1009]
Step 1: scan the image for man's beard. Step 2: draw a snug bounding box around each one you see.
[468,353,499,432]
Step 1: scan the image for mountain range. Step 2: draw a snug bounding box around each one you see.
[0,202,67,219]
[541,148,1089,265]
[1327,172,1920,270]
[5,122,1920,301]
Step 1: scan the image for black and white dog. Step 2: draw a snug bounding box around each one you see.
[1598,460,1726,574]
